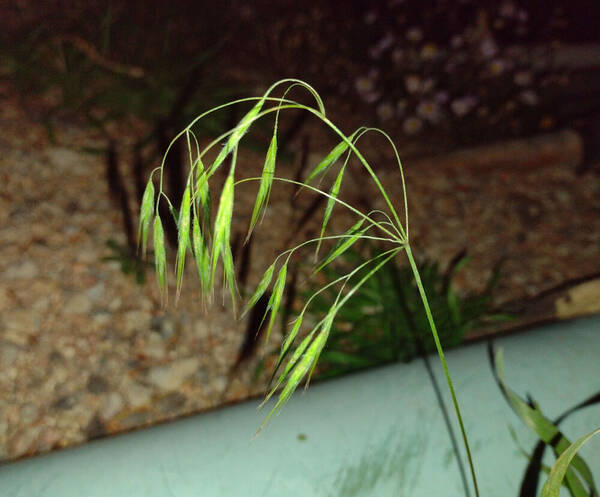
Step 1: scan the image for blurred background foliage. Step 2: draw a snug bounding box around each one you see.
[2,0,599,151]
[292,243,510,380]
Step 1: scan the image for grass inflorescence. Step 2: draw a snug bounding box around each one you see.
[139,79,597,497]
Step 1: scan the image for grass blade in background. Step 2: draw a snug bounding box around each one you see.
[490,346,598,497]
[541,429,600,497]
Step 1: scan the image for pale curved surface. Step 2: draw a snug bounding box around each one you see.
[1,315,599,497]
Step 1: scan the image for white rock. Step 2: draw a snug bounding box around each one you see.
[121,380,152,408]
[46,147,86,174]
[3,309,40,340]
[143,332,166,360]
[108,297,122,311]
[86,282,105,302]
[0,340,21,366]
[20,403,40,424]
[100,392,124,420]
[122,310,151,336]
[147,358,200,391]
[4,260,39,279]
[194,321,210,340]
[64,294,93,315]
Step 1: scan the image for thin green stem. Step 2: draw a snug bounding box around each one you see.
[405,244,480,497]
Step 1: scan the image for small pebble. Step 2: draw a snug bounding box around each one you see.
[85,414,106,439]
[86,374,109,394]
[150,315,177,340]
[100,392,124,421]
[156,392,187,413]
[4,260,39,279]
[147,358,200,391]
[64,294,93,315]
[53,395,77,411]
[20,403,40,425]
[121,380,152,408]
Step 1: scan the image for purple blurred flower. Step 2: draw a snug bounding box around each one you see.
[417,100,442,123]
[403,116,423,135]
[396,99,408,116]
[364,11,378,24]
[450,35,463,49]
[435,91,449,104]
[420,43,439,60]
[499,2,516,17]
[421,78,435,93]
[489,58,510,76]
[513,70,532,86]
[406,27,423,43]
[391,48,404,64]
[405,74,421,94]
[355,76,375,94]
[451,96,478,116]
[479,36,498,59]
[519,90,538,106]
[376,102,395,121]
[517,9,528,22]
[369,32,395,59]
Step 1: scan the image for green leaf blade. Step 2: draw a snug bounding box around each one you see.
[192,214,209,295]
[210,160,236,291]
[261,324,329,429]
[137,179,155,256]
[540,428,600,497]
[175,180,192,300]
[153,215,167,302]
[305,138,349,184]
[243,263,275,318]
[222,242,237,313]
[210,98,265,176]
[194,157,211,231]
[314,218,367,274]
[247,134,277,241]
[315,164,346,259]
[496,349,598,493]
[264,263,287,342]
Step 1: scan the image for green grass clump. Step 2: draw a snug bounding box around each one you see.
[302,243,508,379]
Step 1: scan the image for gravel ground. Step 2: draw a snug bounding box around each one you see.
[1,83,599,462]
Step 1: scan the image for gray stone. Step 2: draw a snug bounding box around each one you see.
[100,392,124,421]
[146,358,200,391]
[48,350,65,364]
[20,403,40,424]
[85,414,106,439]
[156,392,187,413]
[122,310,150,336]
[86,283,105,302]
[92,311,111,327]
[46,147,85,174]
[0,340,21,366]
[117,409,152,430]
[142,332,166,360]
[86,374,109,394]
[53,395,77,410]
[64,294,93,315]
[150,315,177,340]
[121,380,152,408]
[4,260,39,279]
